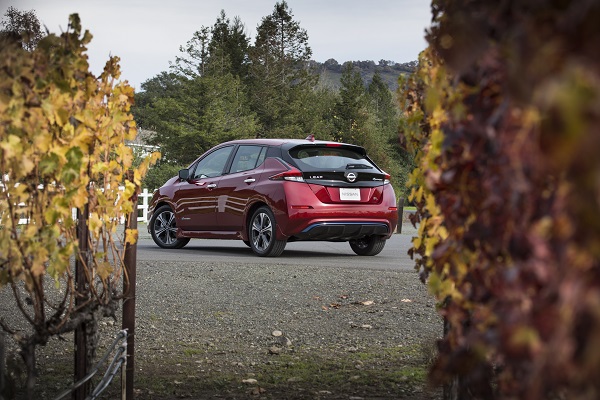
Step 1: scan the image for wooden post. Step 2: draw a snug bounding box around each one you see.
[74,204,89,400]
[1,331,5,397]
[122,184,138,400]
[396,197,405,234]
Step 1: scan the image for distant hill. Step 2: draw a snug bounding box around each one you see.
[309,59,417,91]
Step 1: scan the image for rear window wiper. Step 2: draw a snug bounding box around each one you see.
[346,163,373,169]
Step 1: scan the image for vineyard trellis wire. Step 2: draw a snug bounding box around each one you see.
[52,330,128,400]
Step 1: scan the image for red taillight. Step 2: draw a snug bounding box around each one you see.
[383,172,391,184]
[326,143,342,147]
[269,168,305,182]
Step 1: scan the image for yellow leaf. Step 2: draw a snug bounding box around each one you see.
[71,186,89,210]
[55,106,70,127]
[413,236,422,249]
[20,157,35,175]
[88,212,102,234]
[97,261,114,281]
[30,247,49,277]
[0,134,22,159]
[428,271,462,302]
[424,236,439,257]
[510,326,541,354]
[119,145,134,168]
[75,108,97,128]
[33,130,53,153]
[123,180,136,199]
[125,228,138,245]
[425,193,438,215]
[91,161,109,175]
[415,186,424,203]
[437,225,449,240]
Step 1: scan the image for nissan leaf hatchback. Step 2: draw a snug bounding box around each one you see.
[147,138,398,257]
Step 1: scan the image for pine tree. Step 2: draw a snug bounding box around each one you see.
[207,10,249,78]
[248,1,318,137]
[0,7,44,51]
[367,72,413,198]
[368,72,397,134]
[135,10,257,177]
[333,62,368,144]
[134,72,256,168]
[170,10,250,80]
[171,27,211,78]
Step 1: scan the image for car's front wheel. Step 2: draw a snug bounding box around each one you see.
[349,236,386,256]
[249,206,286,257]
[150,205,190,249]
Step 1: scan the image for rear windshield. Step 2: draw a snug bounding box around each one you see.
[289,146,376,171]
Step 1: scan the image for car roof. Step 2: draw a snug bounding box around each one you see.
[220,138,365,150]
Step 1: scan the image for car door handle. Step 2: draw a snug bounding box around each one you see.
[207,183,217,189]
[244,178,256,183]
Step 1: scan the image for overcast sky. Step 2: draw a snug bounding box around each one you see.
[0,0,432,90]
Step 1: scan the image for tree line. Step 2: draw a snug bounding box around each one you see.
[1,2,414,197]
[131,2,413,195]
[315,58,417,74]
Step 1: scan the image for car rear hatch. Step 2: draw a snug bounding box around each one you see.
[286,144,389,204]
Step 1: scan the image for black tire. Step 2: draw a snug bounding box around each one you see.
[249,206,286,257]
[149,205,190,249]
[349,236,386,256]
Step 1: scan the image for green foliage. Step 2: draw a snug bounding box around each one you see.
[316,59,415,92]
[402,1,600,398]
[0,6,44,51]
[134,72,257,166]
[133,5,414,200]
[170,10,249,80]
[142,162,184,191]
[333,62,368,144]
[134,11,258,166]
[171,27,210,78]
[248,1,318,137]
[207,10,249,78]
[331,64,412,199]
[0,13,158,394]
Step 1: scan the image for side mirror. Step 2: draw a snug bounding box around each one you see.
[178,169,189,180]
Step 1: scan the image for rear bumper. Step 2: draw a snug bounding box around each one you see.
[273,182,398,241]
[293,222,390,241]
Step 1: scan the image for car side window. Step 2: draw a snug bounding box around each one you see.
[230,145,264,173]
[191,146,234,179]
[256,146,267,167]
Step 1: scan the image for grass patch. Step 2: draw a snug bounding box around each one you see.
[251,345,433,398]
[182,346,206,357]
[12,340,439,399]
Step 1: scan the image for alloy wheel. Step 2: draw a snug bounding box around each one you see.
[150,205,190,249]
[154,209,177,245]
[251,211,273,251]
[248,206,286,257]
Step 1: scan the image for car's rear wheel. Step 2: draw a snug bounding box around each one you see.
[349,236,386,256]
[150,205,190,249]
[249,206,286,257]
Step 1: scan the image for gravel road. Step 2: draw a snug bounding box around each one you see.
[2,222,444,399]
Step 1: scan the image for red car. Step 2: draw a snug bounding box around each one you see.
[147,137,398,257]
